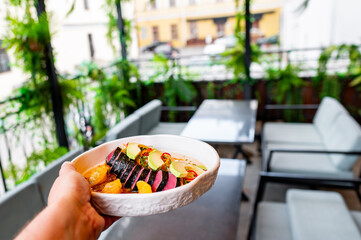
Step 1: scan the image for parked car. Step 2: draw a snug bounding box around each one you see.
[142,42,179,59]
[202,35,236,55]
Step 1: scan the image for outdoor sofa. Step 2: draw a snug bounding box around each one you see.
[0,148,83,240]
[261,97,361,197]
[105,99,189,141]
[252,187,361,240]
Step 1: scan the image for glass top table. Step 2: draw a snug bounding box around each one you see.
[181,99,258,144]
[181,99,258,163]
[102,159,246,240]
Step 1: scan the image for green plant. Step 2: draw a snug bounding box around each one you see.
[4,145,68,186]
[221,4,261,86]
[112,59,143,114]
[75,61,136,144]
[104,0,132,55]
[149,54,197,121]
[350,53,361,117]
[315,44,361,99]
[103,0,143,115]
[1,0,83,186]
[266,64,306,121]
[206,82,216,99]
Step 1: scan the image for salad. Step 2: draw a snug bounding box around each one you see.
[84,142,207,194]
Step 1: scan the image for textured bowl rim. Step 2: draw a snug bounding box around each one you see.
[73,134,220,201]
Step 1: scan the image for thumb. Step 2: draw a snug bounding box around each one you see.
[59,161,76,176]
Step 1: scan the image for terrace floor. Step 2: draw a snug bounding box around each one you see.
[214,121,361,240]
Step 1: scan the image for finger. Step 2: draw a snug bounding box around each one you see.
[102,216,121,231]
[59,161,76,176]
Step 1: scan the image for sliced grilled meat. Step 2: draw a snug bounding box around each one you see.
[111,158,129,178]
[151,171,163,192]
[163,172,177,191]
[124,165,142,189]
[110,152,130,174]
[146,170,157,187]
[156,171,169,192]
[120,161,136,184]
[106,147,122,169]
[133,169,150,192]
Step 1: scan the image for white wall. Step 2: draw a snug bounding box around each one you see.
[281,0,361,50]
[48,0,119,73]
[0,0,138,96]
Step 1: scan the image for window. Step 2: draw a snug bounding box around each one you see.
[169,0,176,7]
[189,0,196,5]
[84,0,89,10]
[171,24,178,40]
[216,22,225,37]
[141,27,147,40]
[152,26,159,42]
[88,34,95,59]
[189,21,198,38]
[0,40,10,73]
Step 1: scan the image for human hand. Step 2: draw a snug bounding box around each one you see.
[15,162,119,240]
[48,162,119,239]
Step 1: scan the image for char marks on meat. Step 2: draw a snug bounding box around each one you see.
[106,147,121,168]
[147,170,157,186]
[120,161,136,184]
[124,165,142,189]
[133,169,150,191]
[156,171,169,192]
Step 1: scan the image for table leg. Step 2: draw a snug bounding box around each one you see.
[233,145,252,164]
[241,191,249,202]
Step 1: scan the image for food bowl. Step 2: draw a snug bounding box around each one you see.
[72,134,220,216]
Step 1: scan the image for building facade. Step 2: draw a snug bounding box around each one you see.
[134,0,283,49]
[0,0,137,99]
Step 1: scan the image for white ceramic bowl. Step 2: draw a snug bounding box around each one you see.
[72,134,220,217]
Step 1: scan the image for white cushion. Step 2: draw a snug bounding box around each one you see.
[146,122,187,135]
[269,150,354,179]
[351,211,361,232]
[106,114,140,141]
[256,202,292,240]
[313,97,348,140]
[263,142,325,170]
[324,114,361,171]
[287,189,361,240]
[263,122,322,144]
[134,99,162,134]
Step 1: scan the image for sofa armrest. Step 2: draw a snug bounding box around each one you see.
[259,171,361,185]
[263,104,319,123]
[161,106,197,112]
[264,104,319,110]
[266,149,361,171]
[248,171,361,240]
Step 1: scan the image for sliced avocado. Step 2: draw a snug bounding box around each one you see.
[170,162,205,178]
[184,164,205,176]
[170,162,188,178]
[148,150,164,170]
[196,165,207,171]
[126,143,141,160]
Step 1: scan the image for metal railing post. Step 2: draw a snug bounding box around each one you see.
[244,0,252,100]
[116,0,127,61]
[35,0,69,149]
[0,155,7,192]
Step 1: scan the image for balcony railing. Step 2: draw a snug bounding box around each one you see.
[0,46,360,195]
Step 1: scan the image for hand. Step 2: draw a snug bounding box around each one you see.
[15,162,119,240]
[48,162,119,237]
